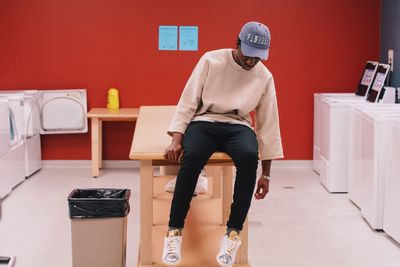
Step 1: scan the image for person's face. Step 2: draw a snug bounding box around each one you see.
[237,46,261,70]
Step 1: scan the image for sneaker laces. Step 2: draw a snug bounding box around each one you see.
[165,236,181,261]
[219,236,241,264]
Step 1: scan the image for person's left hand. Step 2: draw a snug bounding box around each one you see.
[254,177,270,200]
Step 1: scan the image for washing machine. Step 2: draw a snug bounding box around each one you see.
[319,97,373,192]
[27,89,87,177]
[24,88,88,176]
[357,109,400,229]
[313,93,364,174]
[347,104,400,208]
[22,90,41,177]
[319,82,396,193]
[312,61,378,174]
[0,94,25,199]
[39,89,88,134]
[383,118,400,242]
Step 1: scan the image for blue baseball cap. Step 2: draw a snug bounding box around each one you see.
[239,21,271,60]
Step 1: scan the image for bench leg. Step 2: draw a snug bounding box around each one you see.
[205,166,222,198]
[140,160,153,265]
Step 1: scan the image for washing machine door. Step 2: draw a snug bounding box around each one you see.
[24,94,41,138]
[0,99,10,157]
[39,89,88,134]
[6,95,25,146]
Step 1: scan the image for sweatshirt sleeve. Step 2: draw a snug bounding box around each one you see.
[167,54,209,136]
[255,76,284,160]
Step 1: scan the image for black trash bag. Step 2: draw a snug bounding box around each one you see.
[68,188,130,219]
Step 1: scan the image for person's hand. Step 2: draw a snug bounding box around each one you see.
[164,140,183,163]
[254,176,270,200]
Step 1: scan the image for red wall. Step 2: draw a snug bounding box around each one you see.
[0,0,380,160]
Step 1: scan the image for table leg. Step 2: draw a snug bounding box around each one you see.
[222,166,233,225]
[140,160,153,265]
[98,120,103,169]
[91,118,100,177]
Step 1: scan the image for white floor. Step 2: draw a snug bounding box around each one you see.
[1,165,400,267]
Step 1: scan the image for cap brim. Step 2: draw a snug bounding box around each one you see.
[241,42,269,60]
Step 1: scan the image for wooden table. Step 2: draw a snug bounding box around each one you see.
[129,106,249,267]
[87,108,139,177]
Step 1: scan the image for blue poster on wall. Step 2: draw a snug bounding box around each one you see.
[179,26,198,51]
[159,26,178,50]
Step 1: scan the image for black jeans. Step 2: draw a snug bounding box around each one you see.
[168,121,259,231]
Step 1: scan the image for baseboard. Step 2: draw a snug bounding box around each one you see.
[271,160,312,168]
[42,160,140,168]
[42,160,311,169]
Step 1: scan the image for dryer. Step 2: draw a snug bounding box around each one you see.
[28,89,87,176]
[0,94,25,199]
[39,89,88,135]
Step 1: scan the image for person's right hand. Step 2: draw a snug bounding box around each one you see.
[164,132,184,162]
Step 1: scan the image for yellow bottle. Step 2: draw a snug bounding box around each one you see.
[107,88,119,110]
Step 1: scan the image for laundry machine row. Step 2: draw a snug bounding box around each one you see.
[313,62,392,177]
[0,89,88,199]
[318,95,398,193]
[314,64,395,192]
[313,61,380,174]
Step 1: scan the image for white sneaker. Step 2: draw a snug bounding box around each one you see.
[195,172,208,194]
[165,172,208,195]
[162,230,182,266]
[216,231,242,267]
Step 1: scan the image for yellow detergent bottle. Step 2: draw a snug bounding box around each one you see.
[107,88,119,110]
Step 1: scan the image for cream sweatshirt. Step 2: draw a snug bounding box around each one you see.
[167,49,283,160]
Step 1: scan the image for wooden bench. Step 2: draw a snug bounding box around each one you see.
[129,106,249,267]
[87,108,139,177]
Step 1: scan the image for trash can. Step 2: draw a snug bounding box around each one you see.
[68,188,131,267]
